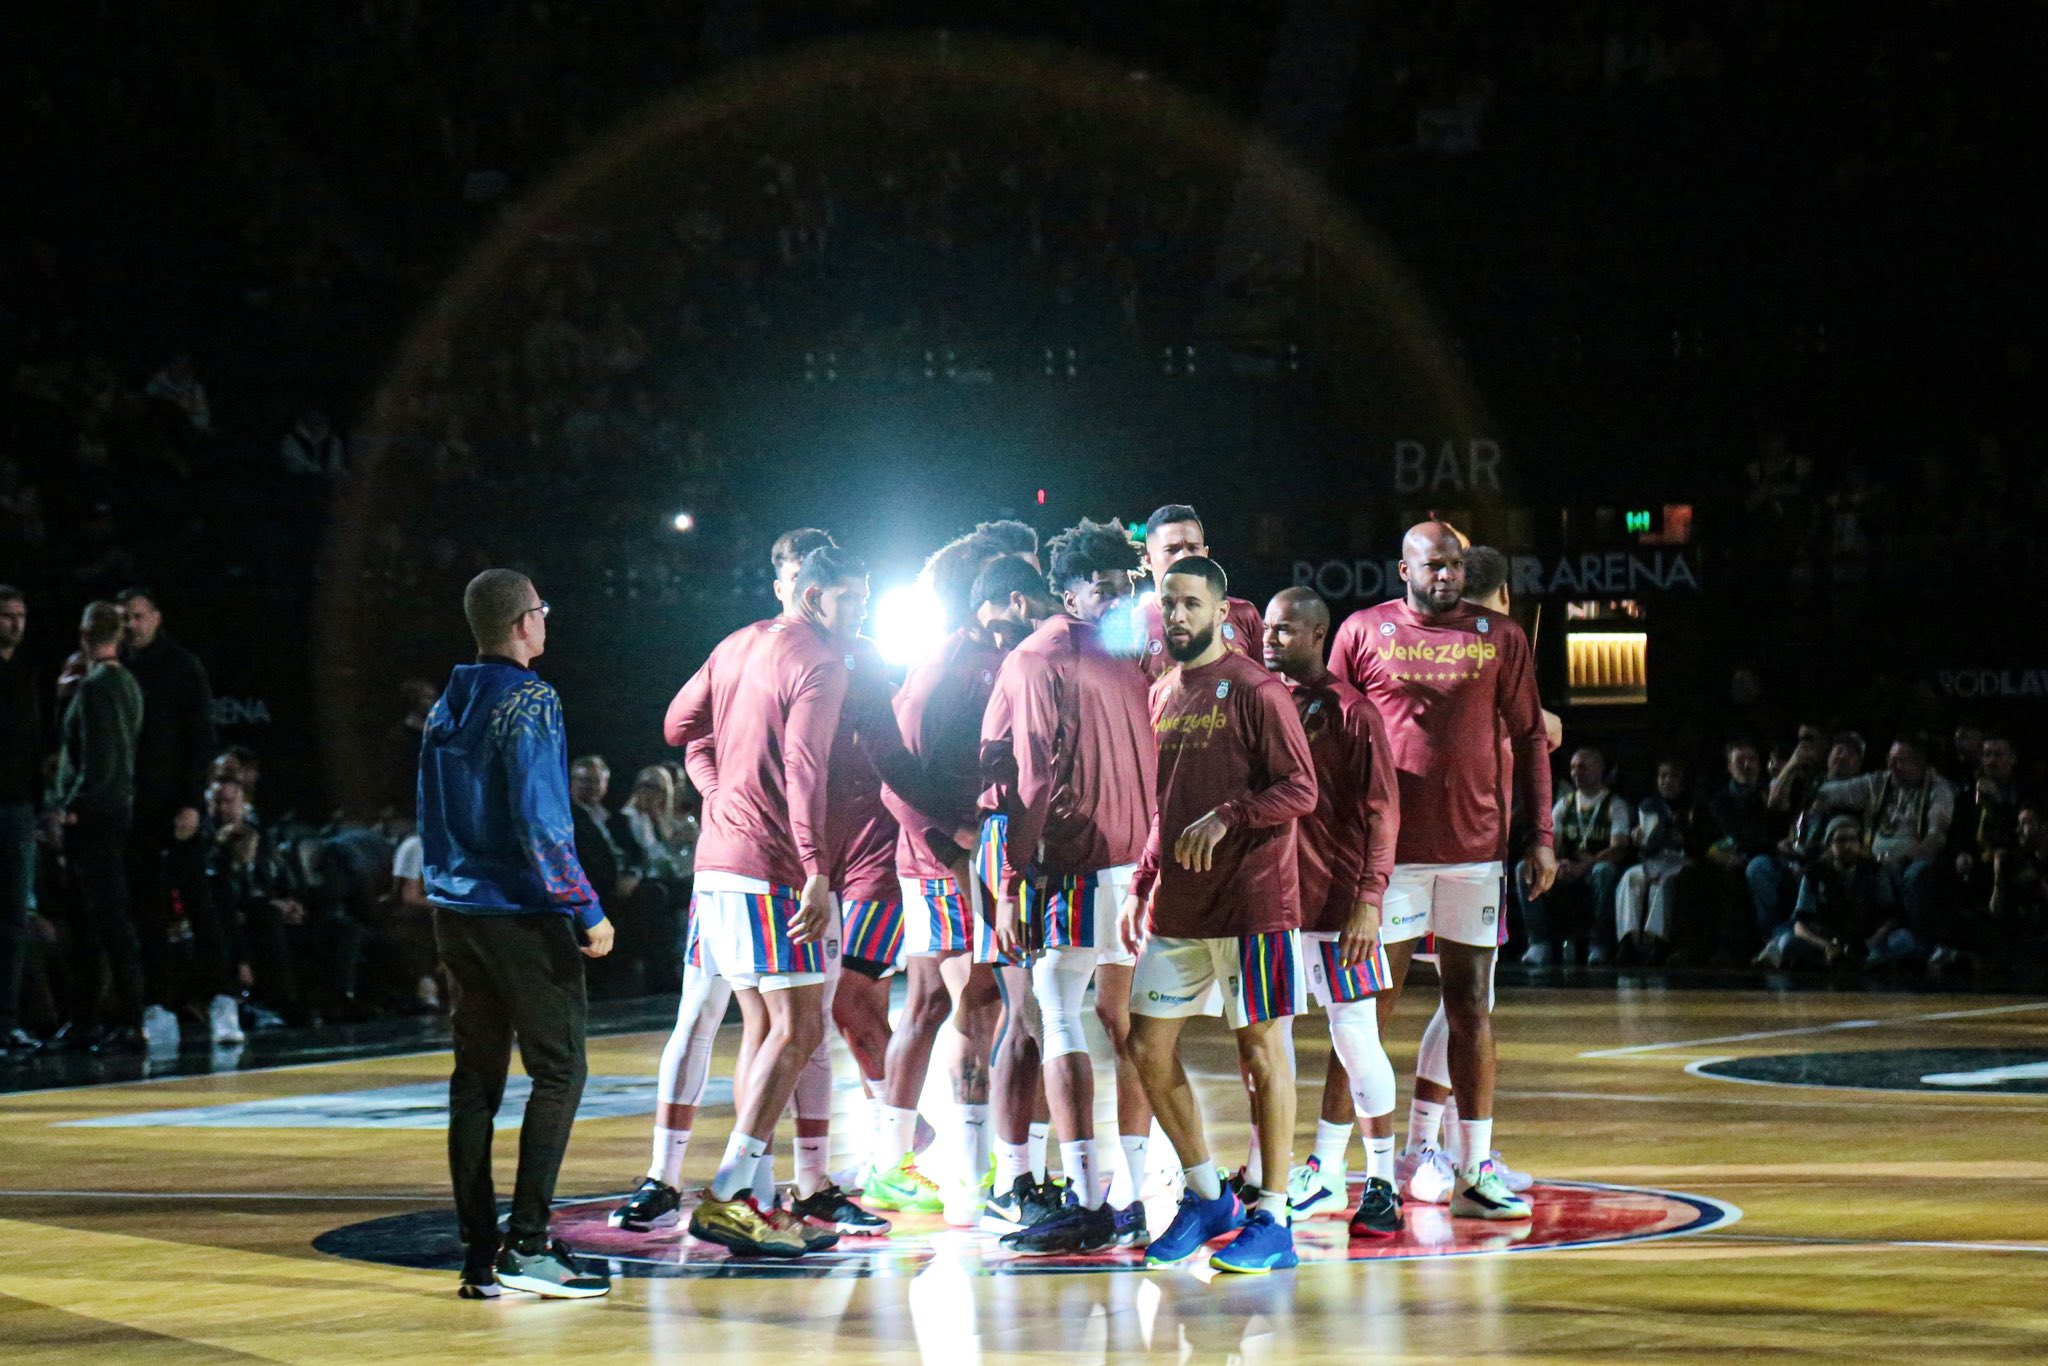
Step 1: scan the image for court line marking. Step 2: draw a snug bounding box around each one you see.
[1505,1085,2048,1113]
[1578,999,2048,1058]
[0,1189,443,1202]
[1713,1232,2048,1256]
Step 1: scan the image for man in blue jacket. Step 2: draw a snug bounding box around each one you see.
[420,568,615,1300]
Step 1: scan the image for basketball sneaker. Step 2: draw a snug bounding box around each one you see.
[1348,1177,1404,1240]
[1146,1183,1245,1265]
[688,1191,808,1257]
[1450,1160,1533,1220]
[494,1237,613,1298]
[942,1174,990,1228]
[1111,1201,1149,1248]
[981,1174,1036,1233]
[1208,1209,1298,1274]
[1489,1152,1535,1194]
[763,1199,839,1252]
[209,994,244,1045]
[862,1153,945,1213]
[1395,1144,1455,1204]
[1227,1166,1262,1212]
[457,1246,501,1299]
[1001,1198,1116,1255]
[790,1183,891,1236]
[1286,1155,1348,1219]
[609,1177,684,1231]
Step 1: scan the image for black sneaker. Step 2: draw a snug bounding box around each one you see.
[1,1027,43,1057]
[495,1237,613,1299]
[609,1177,684,1231]
[1348,1176,1404,1240]
[458,1246,502,1299]
[790,1183,892,1236]
[1022,1176,1068,1227]
[1000,1199,1117,1254]
[980,1174,1036,1233]
[1228,1167,1262,1212]
[1111,1200,1149,1248]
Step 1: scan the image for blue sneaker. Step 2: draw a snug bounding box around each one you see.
[1145,1183,1244,1265]
[1208,1209,1298,1274]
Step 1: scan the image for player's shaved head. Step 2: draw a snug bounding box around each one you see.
[1399,521,1468,616]
[1268,586,1329,632]
[1262,586,1330,681]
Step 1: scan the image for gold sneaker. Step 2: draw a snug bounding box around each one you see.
[687,1191,807,1257]
[765,1200,839,1252]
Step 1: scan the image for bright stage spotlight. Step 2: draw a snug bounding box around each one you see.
[873,582,947,667]
[670,510,696,533]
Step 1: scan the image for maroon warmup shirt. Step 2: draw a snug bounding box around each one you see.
[665,617,847,888]
[979,614,1155,885]
[885,624,1007,882]
[1329,598,1554,866]
[1134,653,1317,938]
[1288,671,1400,934]
[1138,594,1267,681]
[829,635,903,903]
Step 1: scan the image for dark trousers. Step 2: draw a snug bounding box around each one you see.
[65,809,143,1031]
[433,909,588,1251]
[0,801,35,1031]
[126,806,236,1006]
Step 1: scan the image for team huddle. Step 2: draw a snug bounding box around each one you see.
[613,505,1558,1275]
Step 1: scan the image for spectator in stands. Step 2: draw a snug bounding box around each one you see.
[1521,747,1633,966]
[1614,759,1709,964]
[1951,723,1985,788]
[568,756,660,995]
[117,587,239,1047]
[0,587,45,1054]
[280,410,347,478]
[618,765,697,882]
[1752,728,1867,935]
[1814,736,1956,968]
[143,351,211,433]
[203,787,311,1027]
[1705,739,1780,960]
[1757,816,1899,970]
[1990,809,2047,949]
[50,602,145,1052]
[384,679,440,821]
[1955,733,2024,897]
[387,830,439,1010]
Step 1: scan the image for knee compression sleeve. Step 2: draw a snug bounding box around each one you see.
[1415,999,1452,1091]
[1030,949,1095,1061]
[1327,996,1397,1119]
[659,967,732,1108]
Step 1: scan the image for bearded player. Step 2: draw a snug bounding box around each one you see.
[1260,587,1405,1239]
[1136,504,1266,681]
[1330,522,1555,1221]
[1121,555,1318,1274]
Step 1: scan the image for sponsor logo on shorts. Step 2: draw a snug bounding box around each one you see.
[1481,905,1497,924]
[1390,906,1427,927]
[1227,975,1240,996]
[1147,989,1197,1005]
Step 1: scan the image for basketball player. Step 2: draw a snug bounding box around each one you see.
[653,546,870,1257]
[1260,587,1405,1239]
[985,517,1160,1254]
[1329,524,1555,1221]
[1136,505,1266,681]
[867,554,1056,1221]
[1120,556,1318,1273]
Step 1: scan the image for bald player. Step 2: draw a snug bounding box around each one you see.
[1261,587,1405,1239]
[1329,522,1555,1221]
[1137,505,1266,681]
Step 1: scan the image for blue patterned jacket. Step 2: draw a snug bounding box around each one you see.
[417,657,603,929]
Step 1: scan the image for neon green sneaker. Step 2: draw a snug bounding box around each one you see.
[860,1153,945,1213]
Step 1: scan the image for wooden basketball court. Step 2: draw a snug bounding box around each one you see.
[2,983,2044,1361]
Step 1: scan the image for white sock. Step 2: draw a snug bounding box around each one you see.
[1185,1161,1222,1201]
[651,1125,692,1188]
[1061,1139,1103,1208]
[1108,1134,1149,1207]
[794,1135,830,1198]
[711,1133,768,1201]
[1367,1134,1397,1184]
[995,1140,1031,1189]
[1313,1119,1352,1176]
[956,1105,990,1188]
[1260,1189,1290,1225]
[1028,1123,1049,1183]
[878,1105,919,1170]
[1458,1118,1494,1178]
[1408,1098,1446,1151]
[752,1147,777,1201]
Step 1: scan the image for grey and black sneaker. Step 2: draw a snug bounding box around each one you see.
[1000,1198,1115,1255]
[1111,1200,1149,1248]
[790,1182,892,1236]
[1227,1167,1262,1212]
[981,1174,1036,1233]
[1022,1176,1068,1227]
[609,1177,684,1231]
[1348,1176,1404,1241]
[458,1246,502,1299]
[495,1237,613,1299]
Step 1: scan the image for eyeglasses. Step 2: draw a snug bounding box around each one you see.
[513,600,550,625]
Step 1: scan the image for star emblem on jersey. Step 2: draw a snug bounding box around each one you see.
[1475,618,1492,634]
[1216,681,1231,699]
[1379,621,1396,636]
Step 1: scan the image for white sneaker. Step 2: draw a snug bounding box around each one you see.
[1395,1144,1454,1204]
[141,1004,181,1050]
[1285,1156,1349,1219]
[209,994,245,1045]
[1489,1151,1535,1194]
[942,1178,989,1228]
[1521,943,1553,967]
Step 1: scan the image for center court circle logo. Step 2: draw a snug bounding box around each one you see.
[1693,1047,2048,1095]
[314,1180,1739,1280]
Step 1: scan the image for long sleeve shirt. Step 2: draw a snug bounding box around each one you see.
[1330,598,1553,865]
[122,631,217,812]
[664,617,848,888]
[1817,771,1956,862]
[1134,653,1318,937]
[1288,670,1399,932]
[829,635,904,902]
[979,614,1156,885]
[52,662,143,816]
[886,624,1006,880]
